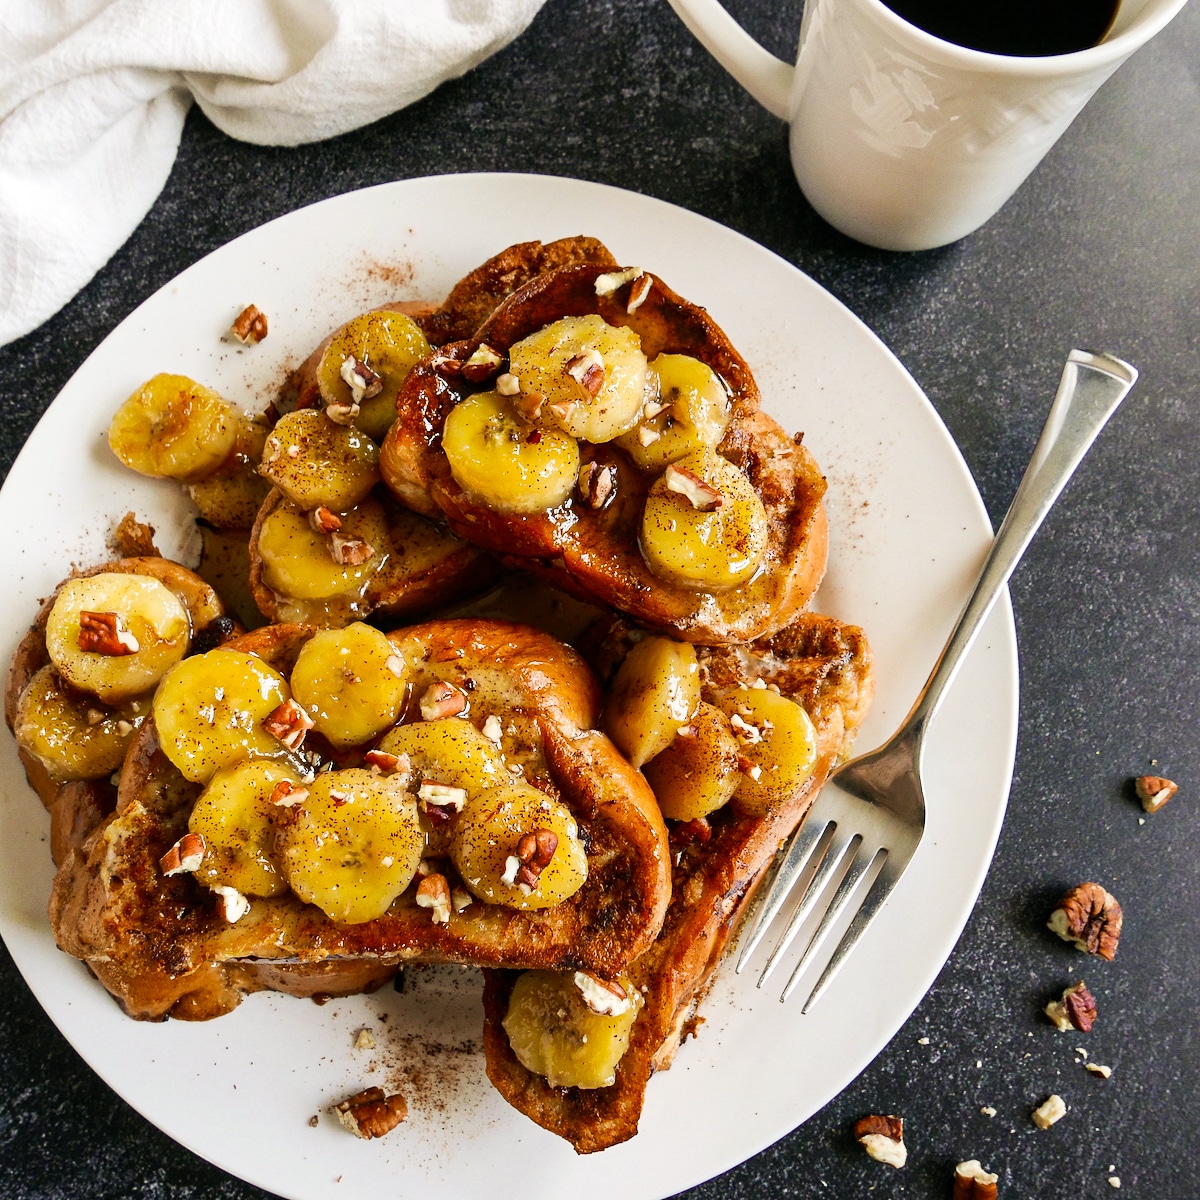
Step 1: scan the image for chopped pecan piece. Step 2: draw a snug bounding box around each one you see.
[496,372,520,396]
[328,532,374,566]
[419,680,469,721]
[263,698,315,750]
[627,273,653,312]
[227,304,268,345]
[109,511,158,558]
[1031,1094,1067,1129]
[308,505,342,534]
[565,348,605,396]
[573,969,632,1016]
[1135,774,1177,813]
[160,832,205,877]
[78,611,139,656]
[853,1114,907,1168]
[514,828,558,892]
[269,779,309,807]
[213,885,251,924]
[1045,980,1097,1032]
[364,748,407,775]
[1048,883,1122,960]
[461,343,504,382]
[663,463,723,511]
[594,266,644,296]
[418,780,467,827]
[333,1087,407,1139]
[339,355,382,405]
[1086,1062,1113,1079]
[577,460,617,509]
[953,1160,999,1200]
[415,873,452,924]
[512,390,545,422]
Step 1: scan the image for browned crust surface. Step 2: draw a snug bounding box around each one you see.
[379,262,828,644]
[247,486,500,626]
[49,619,672,1021]
[481,612,874,1152]
[4,558,232,866]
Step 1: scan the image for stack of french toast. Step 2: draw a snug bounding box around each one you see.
[4,237,874,1153]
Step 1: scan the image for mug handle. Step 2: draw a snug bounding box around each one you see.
[664,0,794,119]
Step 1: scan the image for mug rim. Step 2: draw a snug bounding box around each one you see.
[858,0,1191,73]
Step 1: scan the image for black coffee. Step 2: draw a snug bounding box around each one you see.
[880,0,1119,56]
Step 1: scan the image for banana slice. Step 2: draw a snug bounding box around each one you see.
[277,768,423,924]
[508,314,648,443]
[187,415,271,529]
[615,353,731,473]
[640,449,769,590]
[642,700,740,820]
[108,374,238,482]
[442,390,580,514]
[14,665,151,783]
[289,623,407,749]
[44,573,190,704]
[316,309,432,442]
[377,717,508,795]
[503,969,643,1089]
[449,781,588,910]
[259,409,381,512]
[188,759,305,897]
[153,648,292,783]
[603,635,700,769]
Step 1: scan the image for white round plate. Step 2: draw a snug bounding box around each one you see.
[0,174,1017,1199]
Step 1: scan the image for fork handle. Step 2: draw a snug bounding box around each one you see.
[903,349,1138,749]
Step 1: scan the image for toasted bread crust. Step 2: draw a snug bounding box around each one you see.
[49,619,672,1021]
[4,558,233,866]
[379,262,828,644]
[481,612,874,1152]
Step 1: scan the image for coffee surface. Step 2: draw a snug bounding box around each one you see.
[880,0,1119,56]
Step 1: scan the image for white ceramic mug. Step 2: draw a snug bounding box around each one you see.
[665,0,1188,250]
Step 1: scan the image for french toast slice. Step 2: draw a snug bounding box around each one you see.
[47,618,671,1021]
[379,260,829,644]
[480,611,874,1152]
[4,557,235,868]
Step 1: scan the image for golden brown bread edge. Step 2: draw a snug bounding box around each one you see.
[3,558,233,869]
[48,618,672,1021]
[379,261,829,645]
[255,237,620,622]
[480,611,875,1153]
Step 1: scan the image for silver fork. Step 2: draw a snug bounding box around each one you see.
[735,349,1139,1011]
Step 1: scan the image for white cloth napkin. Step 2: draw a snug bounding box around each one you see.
[0,0,546,348]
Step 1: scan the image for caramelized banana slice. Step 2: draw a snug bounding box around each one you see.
[712,686,818,815]
[377,717,508,794]
[640,449,769,590]
[108,373,238,482]
[289,623,407,749]
[503,969,643,1089]
[44,573,190,704]
[450,782,588,910]
[316,309,432,442]
[442,391,580,515]
[153,648,292,783]
[188,759,303,897]
[255,496,388,603]
[260,409,381,512]
[603,635,700,770]
[278,768,423,924]
[642,700,740,820]
[508,314,648,443]
[615,354,731,473]
[14,665,151,784]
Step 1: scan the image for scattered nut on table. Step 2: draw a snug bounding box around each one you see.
[954,1159,999,1199]
[333,1086,407,1139]
[1134,774,1177,813]
[1044,980,1097,1032]
[226,303,268,345]
[853,1114,907,1168]
[1031,1094,1067,1129]
[1047,882,1122,960]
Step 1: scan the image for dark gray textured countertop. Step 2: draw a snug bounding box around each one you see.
[2,1,1198,1196]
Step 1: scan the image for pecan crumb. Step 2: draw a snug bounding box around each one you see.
[953,1159,999,1199]
[578,460,617,509]
[109,511,158,558]
[333,1087,407,1139]
[328,532,374,566]
[663,463,723,511]
[1048,883,1122,959]
[227,304,268,345]
[853,1114,907,1168]
[419,680,469,721]
[1135,774,1177,813]
[573,969,632,1015]
[1045,980,1097,1032]
[1031,1094,1067,1129]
